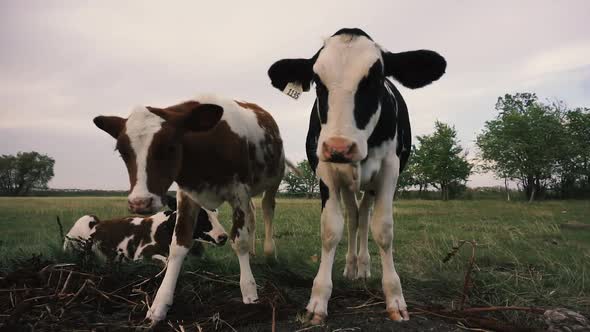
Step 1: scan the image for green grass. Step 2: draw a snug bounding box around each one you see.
[1,197,589,324]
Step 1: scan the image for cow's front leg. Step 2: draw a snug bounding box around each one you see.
[357,191,374,279]
[342,189,358,280]
[306,180,343,325]
[146,191,199,323]
[230,196,258,303]
[371,158,409,321]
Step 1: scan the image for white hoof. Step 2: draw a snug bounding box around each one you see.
[356,254,371,279]
[263,239,276,257]
[305,296,328,325]
[145,304,169,324]
[386,296,409,321]
[343,254,357,280]
[240,280,258,304]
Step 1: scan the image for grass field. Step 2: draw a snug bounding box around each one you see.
[1,197,589,330]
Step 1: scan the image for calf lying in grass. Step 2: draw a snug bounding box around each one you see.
[64,209,227,263]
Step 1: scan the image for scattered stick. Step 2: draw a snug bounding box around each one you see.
[108,293,139,306]
[64,279,91,307]
[346,300,385,310]
[133,288,152,312]
[54,269,64,295]
[56,215,65,242]
[60,270,74,294]
[186,271,240,286]
[271,300,276,332]
[460,306,544,314]
[455,322,492,332]
[0,288,45,293]
[294,325,324,332]
[442,240,478,310]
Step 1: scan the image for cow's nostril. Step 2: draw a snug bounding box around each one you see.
[128,198,155,214]
[347,143,357,157]
[217,234,228,245]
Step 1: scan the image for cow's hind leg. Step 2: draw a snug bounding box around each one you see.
[146,191,199,323]
[357,191,374,278]
[261,179,279,258]
[371,158,409,321]
[306,180,343,325]
[230,191,258,303]
[248,199,256,256]
[342,190,359,280]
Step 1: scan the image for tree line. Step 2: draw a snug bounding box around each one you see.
[282,92,590,201]
[2,92,588,200]
[0,152,55,196]
[477,92,589,201]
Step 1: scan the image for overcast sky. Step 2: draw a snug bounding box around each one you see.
[1,1,589,190]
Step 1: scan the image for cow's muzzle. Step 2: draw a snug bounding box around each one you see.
[321,137,360,163]
[128,197,155,215]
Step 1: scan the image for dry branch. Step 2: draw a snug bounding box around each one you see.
[442,240,478,310]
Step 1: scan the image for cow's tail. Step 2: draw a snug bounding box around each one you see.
[285,158,302,177]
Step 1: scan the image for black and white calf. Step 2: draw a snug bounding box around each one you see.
[268,28,446,323]
[64,209,227,263]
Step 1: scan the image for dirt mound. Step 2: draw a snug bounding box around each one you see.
[0,255,570,331]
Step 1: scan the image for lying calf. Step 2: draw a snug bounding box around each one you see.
[64,209,227,263]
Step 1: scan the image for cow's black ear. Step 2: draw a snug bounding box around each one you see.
[268,50,320,94]
[382,50,446,89]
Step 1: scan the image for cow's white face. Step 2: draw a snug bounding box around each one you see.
[123,107,170,213]
[64,215,98,251]
[94,102,224,215]
[313,34,384,163]
[194,209,228,246]
[268,28,446,164]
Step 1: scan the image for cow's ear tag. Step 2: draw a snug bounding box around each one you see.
[283,82,303,100]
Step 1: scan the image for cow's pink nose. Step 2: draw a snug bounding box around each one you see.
[217,234,228,245]
[322,137,357,163]
[128,198,153,213]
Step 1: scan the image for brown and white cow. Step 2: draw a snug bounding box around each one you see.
[64,209,227,263]
[93,94,286,323]
[268,28,446,324]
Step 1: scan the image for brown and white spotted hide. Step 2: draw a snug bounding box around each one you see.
[64,209,227,264]
[93,94,286,323]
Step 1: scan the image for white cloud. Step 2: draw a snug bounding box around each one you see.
[522,42,590,78]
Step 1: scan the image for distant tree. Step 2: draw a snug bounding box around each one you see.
[396,145,429,196]
[282,160,319,197]
[396,148,416,194]
[416,121,472,200]
[0,151,55,196]
[299,161,319,197]
[553,107,590,198]
[410,144,433,195]
[476,93,564,202]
